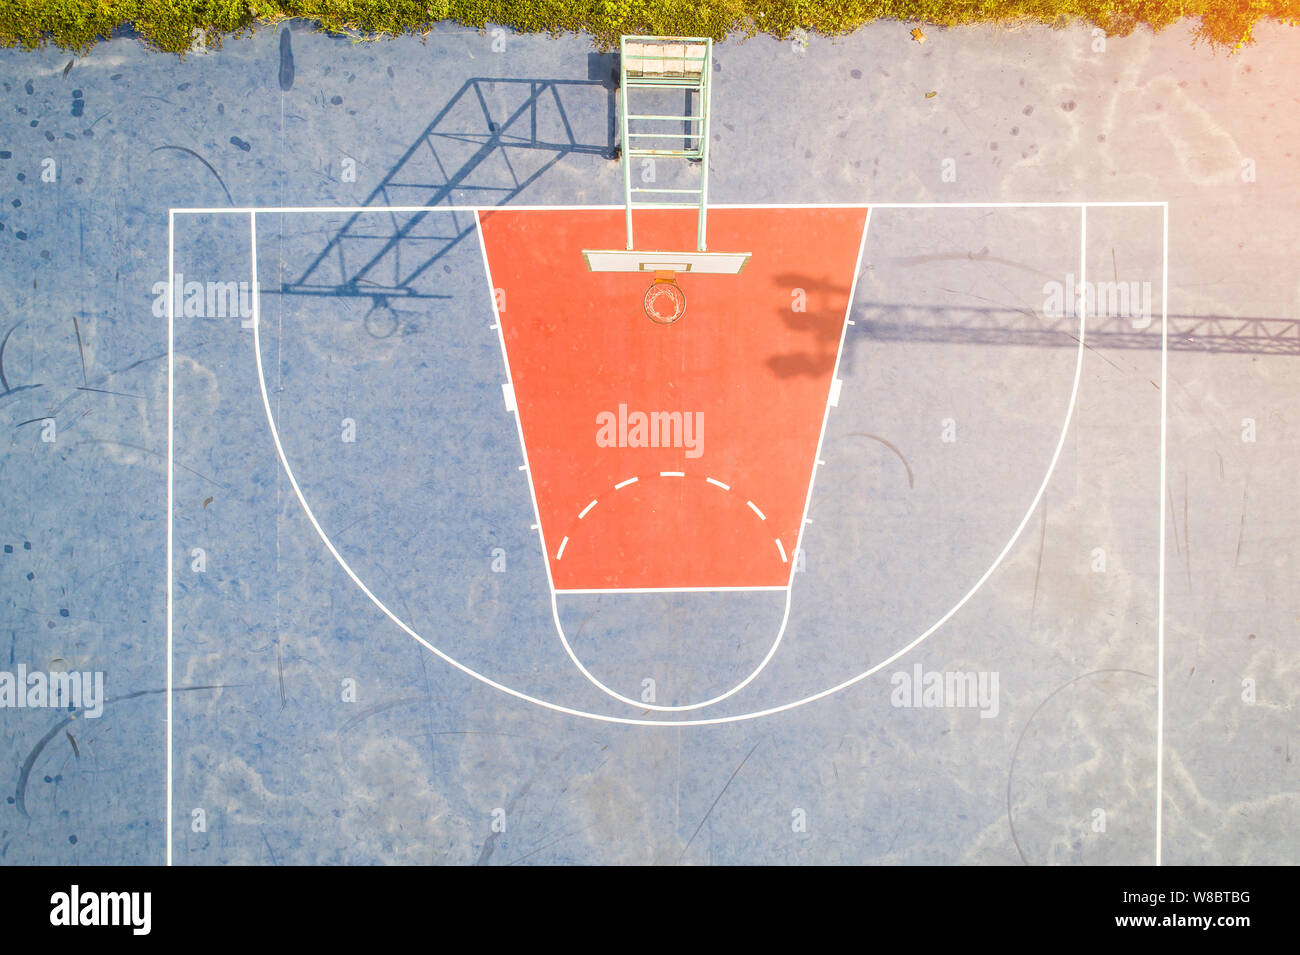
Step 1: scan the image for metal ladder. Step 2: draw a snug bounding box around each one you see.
[618,35,712,252]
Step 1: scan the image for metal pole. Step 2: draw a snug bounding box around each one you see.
[696,39,712,252]
[620,36,634,250]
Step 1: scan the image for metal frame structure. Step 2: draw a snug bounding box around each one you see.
[618,35,713,252]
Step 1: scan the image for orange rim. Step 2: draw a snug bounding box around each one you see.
[644,280,686,324]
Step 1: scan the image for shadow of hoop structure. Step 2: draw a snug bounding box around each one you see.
[853,301,1300,356]
[280,77,616,306]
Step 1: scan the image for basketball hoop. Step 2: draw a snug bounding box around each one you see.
[644,270,686,325]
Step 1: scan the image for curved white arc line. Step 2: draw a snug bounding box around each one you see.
[548,585,793,712]
[251,214,1085,728]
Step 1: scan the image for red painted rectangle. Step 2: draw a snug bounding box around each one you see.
[481,207,867,590]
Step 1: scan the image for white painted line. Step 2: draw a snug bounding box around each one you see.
[501,382,516,412]
[165,209,175,868]
[518,464,527,471]
[705,477,730,490]
[660,471,685,477]
[829,378,844,407]
[817,459,826,466]
[775,539,788,563]
[614,476,639,489]
[847,319,855,326]
[747,500,767,520]
[556,536,569,560]
[578,499,598,519]
[173,200,1168,215]
[1156,203,1169,867]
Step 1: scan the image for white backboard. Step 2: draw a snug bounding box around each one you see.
[582,249,751,274]
[623,41,708,79]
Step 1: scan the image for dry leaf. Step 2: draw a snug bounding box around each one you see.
[911,28,927,43]
[925,90,938,98]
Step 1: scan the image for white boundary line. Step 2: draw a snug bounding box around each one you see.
[166,204,1154,863]
[171,201,1167,215]
[1156,204,1169,867]
[231,205,1088,731]
[162,202,1169,871]
[165,211,175,867]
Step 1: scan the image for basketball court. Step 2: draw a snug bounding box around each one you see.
[159,180,1173,861]
[2,23,1295,867]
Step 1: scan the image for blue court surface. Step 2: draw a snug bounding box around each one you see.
[0,21,1297,865]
